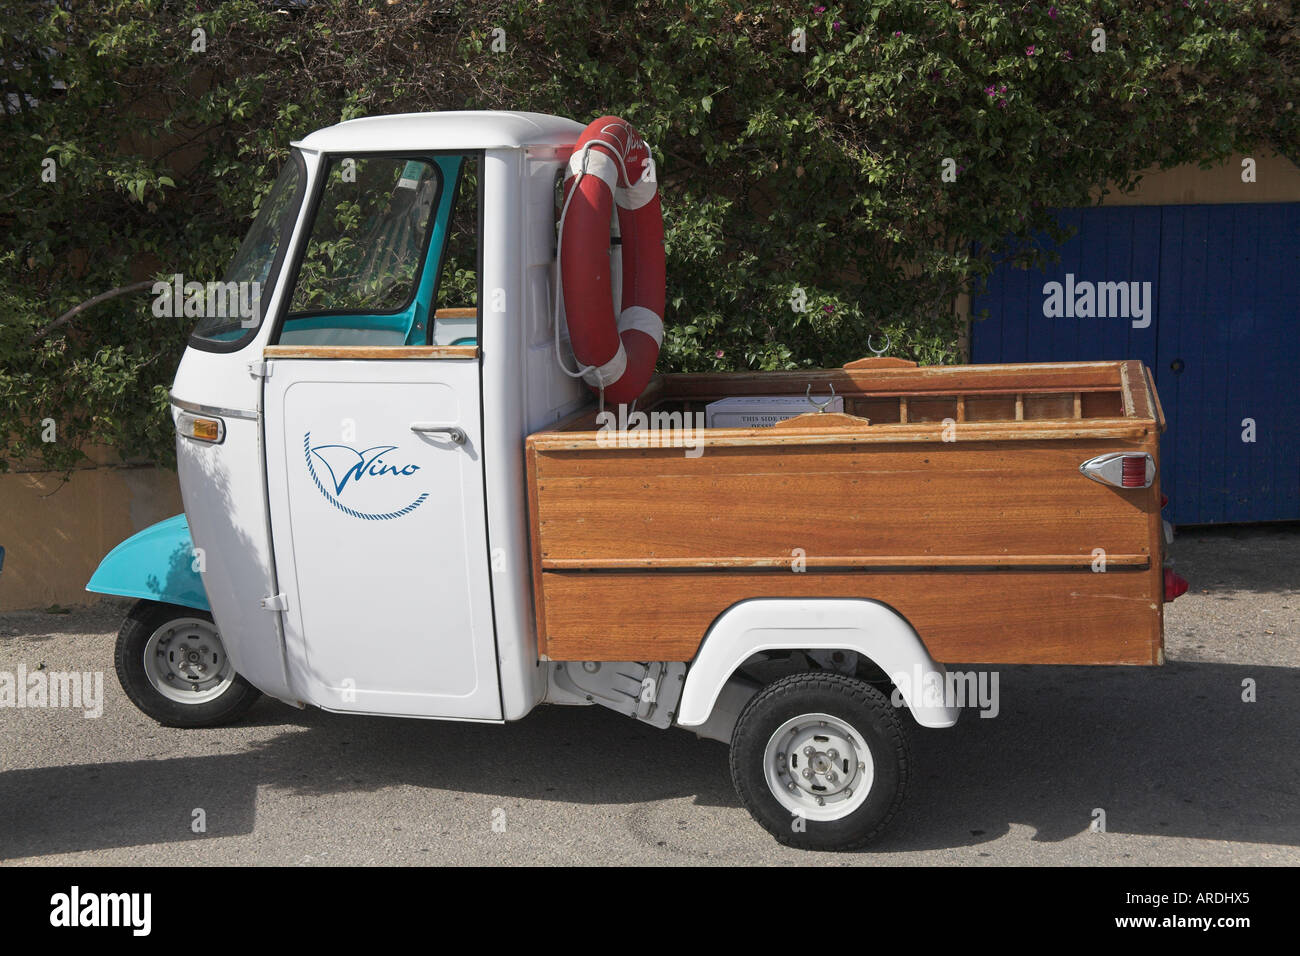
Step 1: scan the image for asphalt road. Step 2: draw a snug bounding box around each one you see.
[1,525,1296,865]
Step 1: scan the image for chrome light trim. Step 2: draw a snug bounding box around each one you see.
[1079,451,1156,489]
[169,392,258,421]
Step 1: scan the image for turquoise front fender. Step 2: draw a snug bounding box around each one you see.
[86,514,210,611]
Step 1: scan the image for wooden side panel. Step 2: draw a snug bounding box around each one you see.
[532,439,1157,565]
[539,568,1162,665]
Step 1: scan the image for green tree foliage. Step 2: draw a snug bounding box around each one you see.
[1,0,1295,471]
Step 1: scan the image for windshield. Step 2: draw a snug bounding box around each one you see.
[189,152,306,350]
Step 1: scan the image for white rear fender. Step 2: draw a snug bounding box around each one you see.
[676,599,961,732]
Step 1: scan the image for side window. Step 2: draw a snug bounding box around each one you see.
[279,155,440,346]
[431,155,481,346]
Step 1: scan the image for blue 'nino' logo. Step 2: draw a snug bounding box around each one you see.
[303,432,428,520]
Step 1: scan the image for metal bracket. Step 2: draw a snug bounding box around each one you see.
[260,593,288,612]
[805,383,838,413]
[546,661,687,729]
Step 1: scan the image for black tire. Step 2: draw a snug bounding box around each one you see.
[729,672,909,851]
[114,600,261,728]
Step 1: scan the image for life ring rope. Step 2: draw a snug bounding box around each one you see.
[552,142,611,385]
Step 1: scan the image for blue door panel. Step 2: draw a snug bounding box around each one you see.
[973,202,1299,525]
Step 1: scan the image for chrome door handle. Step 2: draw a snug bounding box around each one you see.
[410,422,466,444]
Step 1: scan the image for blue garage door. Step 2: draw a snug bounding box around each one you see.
[972,203,1299,525]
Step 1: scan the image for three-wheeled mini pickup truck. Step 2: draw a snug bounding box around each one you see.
[88,111,1182,850]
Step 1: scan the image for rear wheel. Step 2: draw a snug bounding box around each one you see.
[729,672,909,851]
[114,600,261,728]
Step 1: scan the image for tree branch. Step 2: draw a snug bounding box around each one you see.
[30,280,156,344]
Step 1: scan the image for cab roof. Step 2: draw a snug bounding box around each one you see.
[292,111,585,153]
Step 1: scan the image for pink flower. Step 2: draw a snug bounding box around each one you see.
[893,30,902,37]
[1049,6,1058,18]
[814,5,825,12]
[1025,45,1035,56]
[833,20,841,30]
[715,349,724,358]
[823,304,835,314]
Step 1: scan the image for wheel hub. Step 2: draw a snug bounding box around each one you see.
[142,618,235,705]
[764,713,875,821]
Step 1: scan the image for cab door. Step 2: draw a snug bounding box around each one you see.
[263,351,499,719]
[261,150,499,719]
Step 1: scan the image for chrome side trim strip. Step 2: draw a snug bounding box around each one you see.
[169,393,258,421]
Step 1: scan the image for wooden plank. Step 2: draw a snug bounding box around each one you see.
[769,411,872,430]
[531,440,1156,564]
[1024,393,1075,420]
[434,307,477,318]
[539,569,1162,665]
[543,553,1152,570]
[264,345,479,360]
[842,357,919,369]
[524,440,549,659]
[1143,365,1165,433]
[1118,362,1137,417]
[1121,360,1156,421]
[529,418,1153,452]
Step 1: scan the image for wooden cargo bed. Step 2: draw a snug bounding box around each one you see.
[525,360,1166,666]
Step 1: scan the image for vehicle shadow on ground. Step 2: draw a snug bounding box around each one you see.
[0,658,1295,859]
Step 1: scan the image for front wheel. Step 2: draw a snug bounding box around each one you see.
[729,672,909,851]
[114,600,261,728]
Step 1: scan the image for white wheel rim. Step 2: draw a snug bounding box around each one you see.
[142,617,235,705]
[763,712,874,822]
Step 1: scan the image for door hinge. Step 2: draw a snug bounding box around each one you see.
[248,360,271,379]
[260,593,288,611]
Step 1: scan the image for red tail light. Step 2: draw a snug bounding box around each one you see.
[1080,452,1155,489]
[1164,568,1189,602]
[1121,455,1148,487]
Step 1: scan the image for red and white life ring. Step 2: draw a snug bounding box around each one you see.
[559,115,665,405]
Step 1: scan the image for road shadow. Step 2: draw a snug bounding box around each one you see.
[1165,522,1300,594]
[0,657,1295,858]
